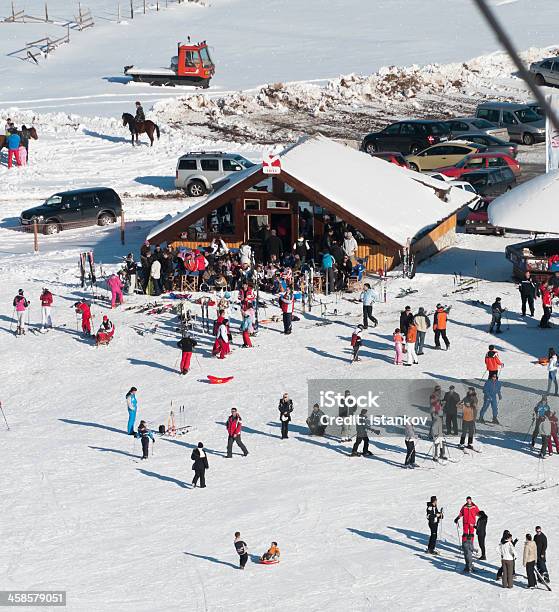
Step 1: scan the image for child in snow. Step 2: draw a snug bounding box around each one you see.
[96,315,115,346]
[240,311,253,348]
[18,144,27,166]
[351,325,363,362]
[261,542,280,561]
[393,328,404,365]
[136,420,154,460]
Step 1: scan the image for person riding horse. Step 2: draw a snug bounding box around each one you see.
[122,103,160,147]
[135,101,145,124]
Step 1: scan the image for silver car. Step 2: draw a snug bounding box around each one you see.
[446,117,509,141]
[175,152,255,197]
[530,57,559,87]
[475,102,545,146]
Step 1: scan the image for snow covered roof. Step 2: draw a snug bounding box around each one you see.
[277,135,473,246]
[147,135,473,246]
[147,164,261,242]
[489,170,559,234]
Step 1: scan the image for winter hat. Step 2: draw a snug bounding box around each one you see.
[18,289,23,295]
[488,344,495,350]
[197,442,204,448]
[495,297,501,302]
[436,303,442,309]
[405,305,411,311]
[103,315,108,322]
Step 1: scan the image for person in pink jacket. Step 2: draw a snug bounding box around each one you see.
[393,328,404,365]
[106,273,124,309]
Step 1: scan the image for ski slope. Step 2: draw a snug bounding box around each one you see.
[1,0,559,115]
[1,219,559,610]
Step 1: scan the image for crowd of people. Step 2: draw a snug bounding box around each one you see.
[1,118,34,168]
[426,495,550,588]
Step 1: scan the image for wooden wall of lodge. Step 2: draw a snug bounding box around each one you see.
[169,214,457,272]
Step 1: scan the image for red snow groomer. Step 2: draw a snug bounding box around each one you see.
[124,39,214,88]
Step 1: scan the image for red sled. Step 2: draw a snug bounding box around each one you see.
[207,375,234,384]
[259,559,280,565]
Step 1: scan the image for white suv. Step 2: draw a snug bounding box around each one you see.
[175,152,255,197]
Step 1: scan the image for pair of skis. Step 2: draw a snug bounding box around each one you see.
[79,251,96,289]
[164,405,190,437]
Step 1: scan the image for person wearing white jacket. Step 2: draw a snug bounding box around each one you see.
[149,258,162,296]
[546,348,558,395]
[498,532,516,588]
[342,231,358,261]
[239,243,252,266]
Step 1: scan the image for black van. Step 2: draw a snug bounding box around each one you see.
[20,187,122,234]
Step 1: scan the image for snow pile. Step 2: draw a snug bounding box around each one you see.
[154,45,559,126]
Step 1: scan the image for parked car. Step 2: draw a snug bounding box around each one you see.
[461,167,516,202]
[448,133,518,157]
[425,171,452,182]
[475,102,545,145]
[445,117,509,141]
[527,101,544,117]
[405,142,482,172]
[175,152,255,197]
[464,199,505,236]
[529,57,559,87]
[438,152,521,179]
[20,187,122,235]
[450,181,481,225]
[360,120,450,155]
[368,151,410,168]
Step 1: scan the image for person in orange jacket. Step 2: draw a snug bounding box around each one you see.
[485,344,504,378]
[261,542,280,561]
[433,304,450,350]
[405,322,419,366]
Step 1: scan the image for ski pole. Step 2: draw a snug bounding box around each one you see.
[0,401,10,430]
[9,307,15,333]
[194,353,202,369]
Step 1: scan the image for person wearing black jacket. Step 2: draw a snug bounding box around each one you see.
[161,252,173,292]
[191,442,209,488]
[234,532,248,569]
[519,271,538,317]
[426,496,443,554]
[265,230,283,263]
[489,297,505,334]
[177,335,198,375]
[399,306,414,335]
[476,510,488,560]
[534,526,549,582]
[443,386,460,435]
[278,393,293,439]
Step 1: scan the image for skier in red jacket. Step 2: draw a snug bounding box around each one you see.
[540,284,553,328]
[74,300,92,336]
[40,287,53,330]
[454,496,480,574]
[226,408,249,458]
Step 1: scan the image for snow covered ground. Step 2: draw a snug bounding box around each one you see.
[2,0,559,610]
[2,223,559,611]
[1,0,559,116]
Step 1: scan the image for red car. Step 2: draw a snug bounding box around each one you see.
[439,152,521,179]
[369,151,410,168]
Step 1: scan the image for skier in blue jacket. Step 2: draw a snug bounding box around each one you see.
[478,374,503,425]
[7,131,21,168]
[126,387,138,435]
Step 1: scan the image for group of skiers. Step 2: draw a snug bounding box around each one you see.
[11,288,53,336]
[426,496,550,588]
[354,302,451,367]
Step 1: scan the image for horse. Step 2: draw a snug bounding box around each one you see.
[122,113,160,147]
[0,125,38,151]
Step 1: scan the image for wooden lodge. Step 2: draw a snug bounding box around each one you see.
[147,136,475,271]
